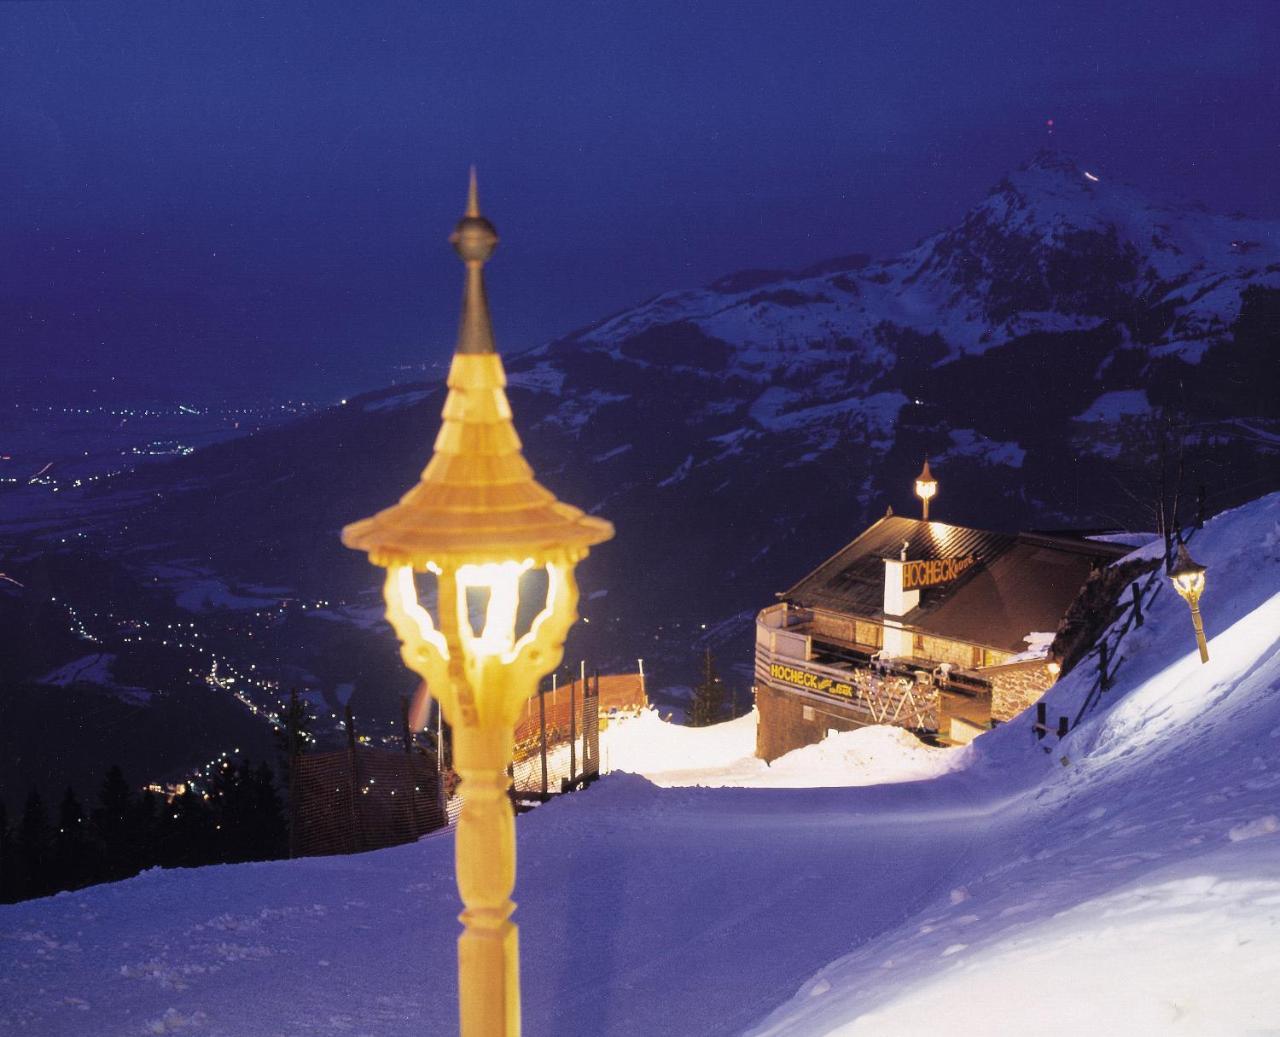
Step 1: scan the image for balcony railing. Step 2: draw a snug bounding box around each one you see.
[756,604,991,733]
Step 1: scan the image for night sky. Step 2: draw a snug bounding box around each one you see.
[3,1,1277,401]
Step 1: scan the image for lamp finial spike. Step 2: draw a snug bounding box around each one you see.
[449,168,499,354]
[466,165,480,218]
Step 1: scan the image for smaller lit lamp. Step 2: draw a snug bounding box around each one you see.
[915,457,937,521]
[1169,542,1209,663]
[1045,658,1061,681]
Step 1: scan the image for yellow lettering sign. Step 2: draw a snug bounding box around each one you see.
[901,554,978,591]
[768,663,854,699]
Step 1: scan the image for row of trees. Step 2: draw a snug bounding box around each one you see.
[0,759,287,904]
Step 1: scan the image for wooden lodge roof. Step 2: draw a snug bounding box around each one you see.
[780,515,1131,654]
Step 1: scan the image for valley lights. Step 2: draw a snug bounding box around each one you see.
[342,171,612,1037]
[1169,542,1209,663]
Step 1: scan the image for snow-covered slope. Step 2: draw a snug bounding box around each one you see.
[3,494,1277,1036]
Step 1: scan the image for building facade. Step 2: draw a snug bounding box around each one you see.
[755,513,1128,760]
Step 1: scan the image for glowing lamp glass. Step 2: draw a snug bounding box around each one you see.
[456,559,535,659]
[915,479,937,500]
[1172,569,1205,601]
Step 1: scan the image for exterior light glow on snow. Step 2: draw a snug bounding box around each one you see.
[341,171,613,1037]
[914,457,938,521]
[1169,542,1209,663]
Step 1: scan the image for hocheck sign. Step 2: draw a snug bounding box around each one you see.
[902,554,977,591]
[769,663,854,699]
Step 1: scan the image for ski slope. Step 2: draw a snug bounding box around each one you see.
[2,495,1278,1036]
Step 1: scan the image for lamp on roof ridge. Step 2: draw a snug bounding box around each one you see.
[1168,541,1209,664]
[342,170,613,1037]
[914,457,937,521]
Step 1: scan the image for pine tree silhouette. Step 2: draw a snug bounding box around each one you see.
[690,647,728,727]
[0,801,13,903]
[53,787,92,892]
[94,764,136,881]
[18,789,52,899]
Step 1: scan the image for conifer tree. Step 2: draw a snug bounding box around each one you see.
[94,764,136,881]
[18,789,52,899]
[159,788,216,868]
[690,647,728,727]
[274,688,315,787]
[0,800,13,903]
[209,759,287,863]
[53,787,91,892]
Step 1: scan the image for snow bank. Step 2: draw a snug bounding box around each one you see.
[602,709,961,789]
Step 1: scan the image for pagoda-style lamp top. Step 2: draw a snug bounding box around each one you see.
[1169,542,1207,603]
[915,457,937,503]
[341,170,614,569]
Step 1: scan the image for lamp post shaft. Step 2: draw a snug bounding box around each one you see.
[922,498,929,522]
[454,724,521,1037]
[1189,602,1209,664]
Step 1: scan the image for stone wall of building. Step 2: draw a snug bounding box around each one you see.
[983,659,1054,722]
[754,683,875,762]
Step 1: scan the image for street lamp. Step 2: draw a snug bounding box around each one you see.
[915,457,937,521]
[342,171,614,1037]
[1169,542,1209,663]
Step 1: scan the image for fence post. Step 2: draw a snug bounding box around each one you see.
[287,688,299,859]
[569,675,577,788]
[1132,583,1143,628]
[1035,701,1047,740]
[345,705,361,852]
[1056,716,1069,738]
[539,686,548,796]
[586,669,601,777]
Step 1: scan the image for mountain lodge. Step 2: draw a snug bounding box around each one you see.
[754,470,1130,759]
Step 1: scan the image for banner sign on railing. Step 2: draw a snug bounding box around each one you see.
[767,662,854,699]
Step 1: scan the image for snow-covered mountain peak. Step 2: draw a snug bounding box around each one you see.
[524,150,1279,386]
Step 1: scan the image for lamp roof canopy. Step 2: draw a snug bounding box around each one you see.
[341,171,614,568]
[916,457,936,486]
[1170,541,1206,579]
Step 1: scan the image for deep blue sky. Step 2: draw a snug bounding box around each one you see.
[3,1,1277,401]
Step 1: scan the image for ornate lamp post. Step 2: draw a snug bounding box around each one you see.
[914,457,937,521]
[342,172,613,1036]
[1169,542,1209,663]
